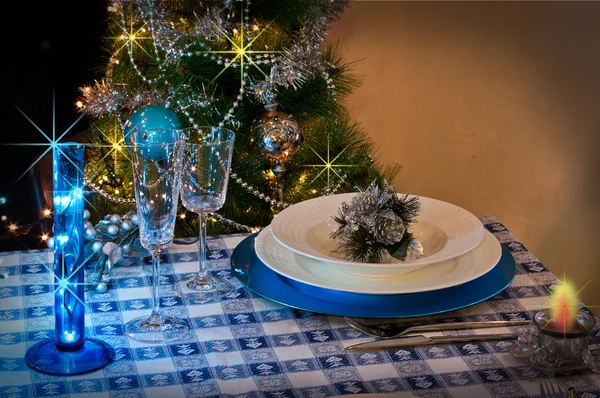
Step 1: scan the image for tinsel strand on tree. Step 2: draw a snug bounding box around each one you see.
[77,0,401,238]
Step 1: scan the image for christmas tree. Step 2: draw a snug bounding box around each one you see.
[77,0,400,238]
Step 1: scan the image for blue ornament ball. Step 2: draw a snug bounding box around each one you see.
[95,282,108,294]
[83,209,91,221]
[107,225,119,237]
[85,227,97,240]
[109,214,122,225]
[91,241,103,254]
[124,104,182,161]
[121,220,133,231]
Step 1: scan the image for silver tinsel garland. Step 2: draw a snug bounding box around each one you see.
[77,0,352,240]
[79,0,351,116]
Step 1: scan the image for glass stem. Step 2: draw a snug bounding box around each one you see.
[150,248,162,317]
[198,212,207,277]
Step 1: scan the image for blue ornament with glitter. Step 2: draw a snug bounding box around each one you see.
[124,104,182,161]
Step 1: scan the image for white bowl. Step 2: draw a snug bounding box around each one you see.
[270,192,484,277]
[256,226,502,294]
[304,217,448,277]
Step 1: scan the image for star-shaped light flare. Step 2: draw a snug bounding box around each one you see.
[20,244,99,309]
[110,14,153,59]
[536,269,597,334]
[7,91,88,184]
[5,90,105,214]
[195,5,280,90]
[300,134,362,187]
[88,118,130,180]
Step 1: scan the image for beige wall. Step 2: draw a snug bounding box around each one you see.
[328,1,600,305]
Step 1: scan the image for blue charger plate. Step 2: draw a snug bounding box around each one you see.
[230,233,516,318]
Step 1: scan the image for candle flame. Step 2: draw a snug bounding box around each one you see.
[548,280,580,332]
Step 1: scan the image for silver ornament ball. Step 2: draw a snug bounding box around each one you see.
[251,108,303,171]
[109,214,122,225]
[106,225,119,237]
[91,241,103,254]
[121,220,133,231]
[85,227,97,240]
[131,215,140,226]
[47,237,54,250]
[95,282,108,294]
[84,220,93,230]
[122,243,131,254]
[83,209,91,221]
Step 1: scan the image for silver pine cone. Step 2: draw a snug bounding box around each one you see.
[374,213,406,245]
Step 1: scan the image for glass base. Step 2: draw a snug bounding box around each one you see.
[25,337,114,376]
[125,314,190,344]
[173,273,234,304]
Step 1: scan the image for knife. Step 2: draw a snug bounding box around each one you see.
[345,333,518,351]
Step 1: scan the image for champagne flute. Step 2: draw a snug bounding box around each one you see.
[174,126,235,303]
[125,127,189,343]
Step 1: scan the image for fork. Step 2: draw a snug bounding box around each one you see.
[540,380,566,398]
[345,317,531,339]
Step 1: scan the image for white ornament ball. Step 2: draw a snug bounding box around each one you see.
[131,214,140,226]
[121,220,133,231]
[47,237,54,250]
[109,214,122,225]
[107,225,119,237]
[83,209,91,221]
[84,220,93,230]
[85,227,97,240]
[95,282,108,294]
[91,241,103,254]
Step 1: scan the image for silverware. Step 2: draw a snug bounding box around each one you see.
[540,380,566,398]
[345,317,531,339]
[345,332,517,351]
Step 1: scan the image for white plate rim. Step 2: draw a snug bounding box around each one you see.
[255,225,502,295]
[269,192,485,269]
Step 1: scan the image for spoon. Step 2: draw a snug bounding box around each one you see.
[345,317,531,339]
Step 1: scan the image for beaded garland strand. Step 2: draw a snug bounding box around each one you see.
[78,0,352,233]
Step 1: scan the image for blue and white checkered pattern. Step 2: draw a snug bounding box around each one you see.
[0,216,599,397]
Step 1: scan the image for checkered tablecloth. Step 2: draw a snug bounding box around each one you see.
[0,215,599,398]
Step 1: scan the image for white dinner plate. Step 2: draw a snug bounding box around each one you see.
[255,225,502,295]
[269,193,485,275]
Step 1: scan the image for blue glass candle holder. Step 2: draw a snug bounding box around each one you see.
[25,143,114,375]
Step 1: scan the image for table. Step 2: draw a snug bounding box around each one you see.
[0,216,599,397]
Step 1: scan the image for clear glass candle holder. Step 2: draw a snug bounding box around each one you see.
[529,309,596,372]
